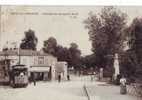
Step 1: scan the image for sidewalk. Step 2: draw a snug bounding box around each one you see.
[85,81,140,100]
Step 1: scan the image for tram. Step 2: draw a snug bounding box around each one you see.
[10,64,28,88]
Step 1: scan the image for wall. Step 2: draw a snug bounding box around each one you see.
[55,61,68,80]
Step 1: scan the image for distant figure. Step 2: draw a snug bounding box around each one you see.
[116,74,122,85]
[120,76,127,94]
[90,74,94,81]
[79,71,81,76]
[31,72,36,86]
[67,74,70,81]
[58,74,61,83]
[93,72,96,80]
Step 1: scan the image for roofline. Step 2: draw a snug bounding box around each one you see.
[0,49,56,57]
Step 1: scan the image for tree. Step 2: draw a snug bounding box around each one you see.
[119,51,136,82]
[84,7,127,77]
[55,45,70,62]
[127,18,142,81]
[20,29,38,50]
[43,37,71,62]
[82,54,96,69]
[68,43,82,69]
[43,37,57,56]
[42,38,82,69]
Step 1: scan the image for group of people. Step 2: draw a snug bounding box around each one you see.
[30,72,71,85]
[57,74,70,82]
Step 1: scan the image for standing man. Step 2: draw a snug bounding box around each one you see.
[90,67,94,81]
[58,73,61,83]
[31,72,36,86]
[67,74,70,81]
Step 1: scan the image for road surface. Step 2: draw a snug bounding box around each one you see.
[0,75,88,100]
[0,75,140,100]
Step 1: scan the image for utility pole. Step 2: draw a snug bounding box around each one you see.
[18,48,21,65]
[16,42,21,65]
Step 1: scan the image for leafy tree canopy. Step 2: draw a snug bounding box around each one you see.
[43,37,57,55]
[20,29,38,50]
[84,7,127,76]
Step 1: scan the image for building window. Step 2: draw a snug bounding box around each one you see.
[23,58,27,64]
[38,56,44,65]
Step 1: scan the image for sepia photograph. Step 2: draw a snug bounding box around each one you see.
[0,6,142,100]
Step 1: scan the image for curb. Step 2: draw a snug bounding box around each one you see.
[83,84,91,100]
[83,84,99,100]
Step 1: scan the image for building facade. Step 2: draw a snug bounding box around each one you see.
[0,49,57,82]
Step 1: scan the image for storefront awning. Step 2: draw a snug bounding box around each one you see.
[29,66,50,72]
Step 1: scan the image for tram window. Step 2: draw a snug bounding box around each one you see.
[14,71,20,76]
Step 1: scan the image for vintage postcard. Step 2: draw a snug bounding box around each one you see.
[0,6,142,100]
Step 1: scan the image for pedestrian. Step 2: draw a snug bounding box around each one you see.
[116,74,121,85]
[32,72,36,86]
[120,76,127,94]
[90,73,94,81]
[93,71,96,80]
[58,74,61,83]
[67,74,70,81]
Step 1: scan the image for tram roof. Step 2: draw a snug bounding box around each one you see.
[12,64,27,69]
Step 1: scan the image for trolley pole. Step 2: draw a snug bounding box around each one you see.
[18,45,21,65]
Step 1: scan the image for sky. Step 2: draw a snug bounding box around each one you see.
[1,6,142,55]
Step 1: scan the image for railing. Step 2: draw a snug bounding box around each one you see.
[127,83,142,97]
